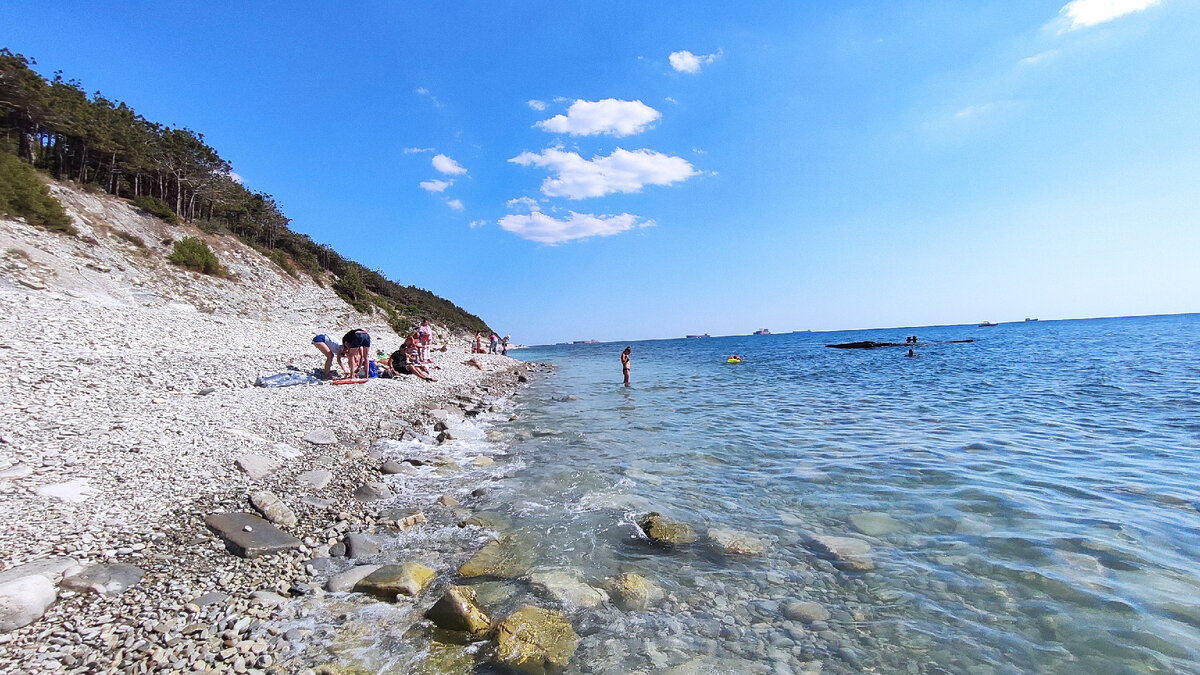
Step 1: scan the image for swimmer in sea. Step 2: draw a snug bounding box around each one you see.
[621,346,631,387]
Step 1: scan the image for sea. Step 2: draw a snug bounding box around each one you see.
[305,314,1200,674]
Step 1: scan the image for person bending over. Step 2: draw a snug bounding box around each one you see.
[341,328,371,379]
[312,334,346,379]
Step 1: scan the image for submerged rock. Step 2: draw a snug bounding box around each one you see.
[353,562,436,599]
[603,573,665,611]
[707,527,767,556]
[807,534,874,571]
[782,599,831,623]
[457,512,512,531]
[638,512,697,546]
[526,569,608,609]
[458,533,536,579]
[424,585,492,636]
[491,605,579,675]
[848,511,903,537]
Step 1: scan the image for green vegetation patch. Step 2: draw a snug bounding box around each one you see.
[0,150,76,234]
[131,195,180,224]
[169,236,226,276]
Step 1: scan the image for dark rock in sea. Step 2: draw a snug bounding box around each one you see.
[353,563,436,599]
[490,605,579,674]
[782,600,831,624]
[204,512,302,558]
[458,533,536,579]
[603,573,665,611]
[425,585,492,636]
[345,532,382,559]
[380,459,412,475]
[638,512,698,546]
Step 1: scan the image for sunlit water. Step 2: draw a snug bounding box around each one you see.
[304,315,1200,674]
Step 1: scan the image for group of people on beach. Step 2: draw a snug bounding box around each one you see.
[472,331,510,355]
[311,319,440,382]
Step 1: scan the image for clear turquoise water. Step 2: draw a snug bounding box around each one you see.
[489,314,1200,674]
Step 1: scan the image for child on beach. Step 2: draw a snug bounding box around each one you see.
[312,334,346,379]
[417,319,433,363]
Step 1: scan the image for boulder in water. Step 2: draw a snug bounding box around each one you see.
[490,605,579,674]
[807,534,874,571]
[848,512,903,537]
[424,585,492,636]
[707,527,767,556]
[603,572,665,611]
[353,563,436,599]
[526,569,608,608]
[458,533,536,579]
[638,512,697,546]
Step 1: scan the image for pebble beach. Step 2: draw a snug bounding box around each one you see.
[0,184,529,673]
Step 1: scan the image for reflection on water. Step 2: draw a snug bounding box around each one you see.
[310,315,1200,674]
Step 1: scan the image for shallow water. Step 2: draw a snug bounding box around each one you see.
[313,314,1200,674]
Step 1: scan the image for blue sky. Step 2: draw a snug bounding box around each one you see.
[3,1,1197,344]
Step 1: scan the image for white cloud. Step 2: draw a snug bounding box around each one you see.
[506,196,541,212]
[469,220,488,229]
[227,170,244,184]
[498,211,653,245]
[1058,0,1160,31]
[509,147,698,199]
[447,199,464,211]
[669,49,721,74]
[1020,49,1060,65]
[528,99,547,111]
[432,154,467,175]
[404,147,434,154]
[536,99,662,137]
[419,178,453,193]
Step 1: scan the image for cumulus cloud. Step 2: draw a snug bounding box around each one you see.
[669,49,721,74]
[432,154,467,175]
[469,220,488,229]
[1058,0,1160,31]
[506,196,541,212]
[528,99,547,111]
[447,199,464,211]
[509,147,698,199]
[498,211,653,245]
[536,99,661,137]
[419,178,453,193]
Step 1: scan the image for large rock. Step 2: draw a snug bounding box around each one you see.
[849,512,903,537]
[707,527,767,556]
[204,512,302,558]
[250,491,297,528]
[492,605,579,674]
[0,575,55,633]
[638,512,697,546]
[458,533,536,579]
[526,569,608,609]
[603,573,665,611]
[782,599,830,623]
[353,481,392,502]
[353,563,436,599]
[344,532,382,559]
[808,534,874,571]
[424,585,492,636]
[326,565,381,592]
[235,453,279,480]
[457,512,512,531]
[298,469,333,490]
[303,429,338,445]
[380,460,413,475]
[60,563,144,596]
[0,557,80,586]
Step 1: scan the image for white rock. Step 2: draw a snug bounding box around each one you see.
[0,574,56,633]
[34,478,96,503]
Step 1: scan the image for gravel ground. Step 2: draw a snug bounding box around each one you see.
[0,184,525,673]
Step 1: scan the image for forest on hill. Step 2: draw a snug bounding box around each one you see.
[0,48,490,334]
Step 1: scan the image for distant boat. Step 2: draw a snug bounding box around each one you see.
[685,333,710,339]
[978,321,998,327]
[1025,318,1039,322]
[753,328,771,335]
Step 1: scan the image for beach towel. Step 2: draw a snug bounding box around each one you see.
[255,372,321,388]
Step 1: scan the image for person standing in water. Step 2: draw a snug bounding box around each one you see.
[621,346,632,387]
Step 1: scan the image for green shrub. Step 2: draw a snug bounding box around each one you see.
[267,249,297,277]
[169,236,225,276]
[195,218,226,235]
[113,229,146,248]
[0,151,76,234]
[132,195,180,224]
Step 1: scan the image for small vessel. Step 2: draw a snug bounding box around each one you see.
[685,333,710,339]
[726,355,743,364]
[978,321,997,327]
[753,328,771,335]
[1025,318,1039,322]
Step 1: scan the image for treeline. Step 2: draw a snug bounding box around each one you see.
[0,49,490,334]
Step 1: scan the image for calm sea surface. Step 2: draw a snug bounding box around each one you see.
[313,314,1200,674]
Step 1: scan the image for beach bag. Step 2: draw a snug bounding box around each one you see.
[368,360,379,378]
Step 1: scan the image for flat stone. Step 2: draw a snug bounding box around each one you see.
[0,575,56,633]
[0,464,33,480]
[326,565,381,592]
[60,564,144,596]
[849,512,904,537]
[527,569,608,608]
[34,478,96,503]
[297,470,333,490]
[302,429,338,445]
[249,590,288,608]
[272,443,302,459]
[808,535,874,571]
[301,496,334,509]
[783,600,831,624]
[249,491,297,528]
[380,460,411,475]
[353,482,391,501]
[234,454,279,480]
[204,512,302,558]
[354,563,436,599]
[458,533,536,579]
[344,533,382,559]
[707,527,767,556]
[192,591,230,606]
[0,557,80,586]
